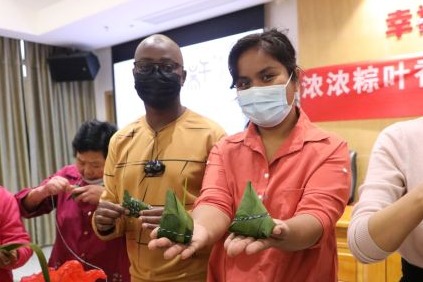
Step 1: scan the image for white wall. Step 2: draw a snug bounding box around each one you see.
[93,47,113,121]
[265,0,298,50]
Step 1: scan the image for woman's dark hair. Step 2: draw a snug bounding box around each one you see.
[228,28,298,88]
[72,119,117,158]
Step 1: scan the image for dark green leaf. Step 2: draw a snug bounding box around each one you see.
[229,181,276,239]
[157,190,193,244]
[0,243,50,282]
[122,190,152,217]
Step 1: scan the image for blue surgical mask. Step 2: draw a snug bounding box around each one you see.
[237,73,295,128]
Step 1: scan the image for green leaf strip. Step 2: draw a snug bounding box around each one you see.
[0,243,50,282]
[157,228,192,239]
[232,213,270,221]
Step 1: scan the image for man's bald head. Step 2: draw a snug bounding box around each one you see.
[134,34,184,67]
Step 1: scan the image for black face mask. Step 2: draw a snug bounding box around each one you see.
[134,69,181,110]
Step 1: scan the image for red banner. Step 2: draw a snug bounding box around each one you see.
[300,54,423,121]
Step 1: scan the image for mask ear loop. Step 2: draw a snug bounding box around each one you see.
[285,72,299,107]
[293,92,301,107]
[293,67,302,107]
[285,72,293,87]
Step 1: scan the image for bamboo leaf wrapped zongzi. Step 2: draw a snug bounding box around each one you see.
[122,190,152,217]
[157,190,193,244]
[228,181,276,239]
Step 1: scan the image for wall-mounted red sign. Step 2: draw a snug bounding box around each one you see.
[300,54,423,121]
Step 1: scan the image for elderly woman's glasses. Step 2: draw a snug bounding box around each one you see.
[134,61,181,74]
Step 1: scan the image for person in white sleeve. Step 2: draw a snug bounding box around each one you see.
[348,117,423,281]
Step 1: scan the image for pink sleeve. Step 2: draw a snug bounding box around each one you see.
[15,165,79,218]
[0,187,33,269]
[347,126,403,263]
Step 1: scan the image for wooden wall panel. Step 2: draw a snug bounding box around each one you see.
[297,0,423,202]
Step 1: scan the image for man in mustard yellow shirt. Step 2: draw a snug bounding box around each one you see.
[92,34,226,281]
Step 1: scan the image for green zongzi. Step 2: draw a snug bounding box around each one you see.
[122,190,151,217]
[228,181,276,239]
[157,190,193,244]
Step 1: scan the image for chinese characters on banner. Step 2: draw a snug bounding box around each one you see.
[300,54,423,122]
[386,5,423,38]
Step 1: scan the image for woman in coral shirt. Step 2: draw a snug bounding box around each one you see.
[149,29,351,282]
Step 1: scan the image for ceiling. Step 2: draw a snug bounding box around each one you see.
[0,0,272,51]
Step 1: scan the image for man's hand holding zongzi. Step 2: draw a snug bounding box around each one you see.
[94,201,126,234]
[140,207,164,230]
[148,221,209,260]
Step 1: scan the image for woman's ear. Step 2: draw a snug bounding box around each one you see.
[295,67,301,81]
[294,67,301,92]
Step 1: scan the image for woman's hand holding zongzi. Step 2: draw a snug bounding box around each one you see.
[71,184,104,205]
[224,219,289,257]
[225,214,323,256]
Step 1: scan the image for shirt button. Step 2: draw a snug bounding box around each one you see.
[81,253,86,257]
[264,173,269,179]
[88,211,92,216]
[83,231,89,235]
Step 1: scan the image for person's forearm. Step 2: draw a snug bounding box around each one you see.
[279,214,323,251]
[368,186,423,252]
[22,186,48,212]
[192,205,231,245]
